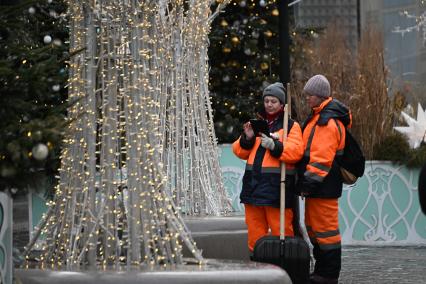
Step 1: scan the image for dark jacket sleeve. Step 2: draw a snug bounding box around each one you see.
[239,133,255,150]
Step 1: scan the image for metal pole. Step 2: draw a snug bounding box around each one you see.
[280,103,289,240]
[278,0,291,85]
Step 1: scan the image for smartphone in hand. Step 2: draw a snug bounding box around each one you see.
[249,119,270,137]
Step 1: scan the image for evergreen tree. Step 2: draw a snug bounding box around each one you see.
[0,0,68,192]
[209,0,284,143]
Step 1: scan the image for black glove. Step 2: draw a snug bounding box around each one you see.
[300,179,320,197]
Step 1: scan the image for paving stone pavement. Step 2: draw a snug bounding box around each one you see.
[339,246,426,284]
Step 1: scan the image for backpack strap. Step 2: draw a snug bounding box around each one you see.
[303,124,316,159]
[333,119,344,157]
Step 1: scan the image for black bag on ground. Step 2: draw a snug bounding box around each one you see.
[253,236,310,284]
[337,129,365,184]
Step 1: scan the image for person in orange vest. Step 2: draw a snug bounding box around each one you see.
[232,82,304,257]
[297,75,352,284]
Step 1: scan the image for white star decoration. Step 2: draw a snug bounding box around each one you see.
[394,103,426,149]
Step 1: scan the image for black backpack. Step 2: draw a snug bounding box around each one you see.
[336,127,365,184]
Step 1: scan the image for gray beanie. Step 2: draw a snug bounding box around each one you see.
[262,82,286,104]
[303,75,330,98]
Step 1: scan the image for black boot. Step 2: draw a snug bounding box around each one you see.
[310,274,338,284]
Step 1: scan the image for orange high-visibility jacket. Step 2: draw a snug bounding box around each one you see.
[297,98,352,198]
[233,118,303,208]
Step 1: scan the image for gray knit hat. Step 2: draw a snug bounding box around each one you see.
[262,82,286,104]
[303,75,330,98]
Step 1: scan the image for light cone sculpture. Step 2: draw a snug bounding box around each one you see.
[154,1,232,216]
[25,0,230,268]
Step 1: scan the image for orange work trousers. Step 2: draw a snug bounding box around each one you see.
[305,198,341,250]
[244,204,294,251]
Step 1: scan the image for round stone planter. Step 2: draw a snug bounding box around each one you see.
[15,259,291,284]
[182,216,249,261]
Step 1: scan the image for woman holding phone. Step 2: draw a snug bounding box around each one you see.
[232,82,304,258]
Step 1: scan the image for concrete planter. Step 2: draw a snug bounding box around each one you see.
[15,259,291,284]
[182,216,249,261]
[0,191,13,284]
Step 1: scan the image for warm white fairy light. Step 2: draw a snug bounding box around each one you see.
[393,6,426,45]
[25,0,232,268]
[155,0,232,216]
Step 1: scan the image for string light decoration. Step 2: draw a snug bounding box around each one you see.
[24,0,231,268]
[393,2,426,45]
[156,1,233,216]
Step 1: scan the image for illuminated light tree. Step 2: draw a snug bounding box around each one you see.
[157,1,232,216]
[25,0,230,268]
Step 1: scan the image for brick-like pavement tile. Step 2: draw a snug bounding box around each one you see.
[340,246,426,283]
